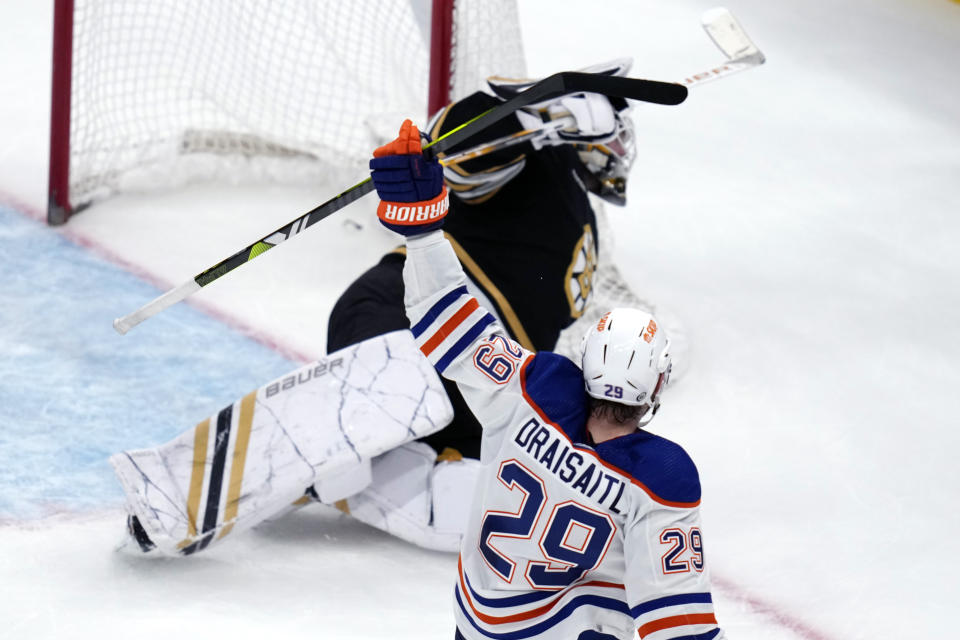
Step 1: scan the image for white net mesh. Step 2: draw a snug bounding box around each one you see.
[66,0,526,209]
[63,0,656,366]
[448,0,526,102]
[553,197,658,363]
[554,196,688,381]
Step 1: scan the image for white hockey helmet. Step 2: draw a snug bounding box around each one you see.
[580,308,672,424]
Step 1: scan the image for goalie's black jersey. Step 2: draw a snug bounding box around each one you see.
[328,91,600,458]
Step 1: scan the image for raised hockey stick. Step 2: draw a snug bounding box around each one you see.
[113,73,686,334]
[440,118,573,166]
[441,7,764,167]
[682,7,765,87]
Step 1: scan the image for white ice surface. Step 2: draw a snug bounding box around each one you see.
[1,0,959,638]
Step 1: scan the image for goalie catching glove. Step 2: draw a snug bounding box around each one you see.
[371,119,448,236]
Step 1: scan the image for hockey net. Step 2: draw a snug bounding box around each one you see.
[48,0,526,223]
[49,0,655,360]
[552,197,658,363]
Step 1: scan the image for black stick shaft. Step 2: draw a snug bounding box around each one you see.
[191,73,684,288]
[113,72,687,334]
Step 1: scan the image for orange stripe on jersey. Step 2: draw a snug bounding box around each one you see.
[457,556,625,625]
[637,613,718,638]
[444,234,535,351]
[420,298,479,357]
[517,358,700,509]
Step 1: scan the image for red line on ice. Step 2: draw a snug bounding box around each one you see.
[0,190,313,365]
[0,192,840,640]
[712,574,838,640]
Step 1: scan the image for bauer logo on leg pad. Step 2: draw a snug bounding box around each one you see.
[265,357,343,398]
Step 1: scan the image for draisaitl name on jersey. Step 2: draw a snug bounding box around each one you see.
[513,417,626,514]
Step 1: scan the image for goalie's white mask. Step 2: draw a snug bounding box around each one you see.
[573,109,636,206]
[568,58,636,206]
[580,307,672,426]
[487,58,638,206]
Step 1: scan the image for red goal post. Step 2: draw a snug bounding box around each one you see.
[47,0,526,225]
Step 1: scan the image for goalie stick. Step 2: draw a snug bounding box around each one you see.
[441,7,765,166]
[113,73,686,334]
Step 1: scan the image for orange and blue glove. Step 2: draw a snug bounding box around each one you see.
[370,119,448,236]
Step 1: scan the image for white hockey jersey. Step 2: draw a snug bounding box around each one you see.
[403,231,725,640]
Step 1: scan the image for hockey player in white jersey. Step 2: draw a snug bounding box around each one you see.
[370,120,725,639]
[111,66,655,558]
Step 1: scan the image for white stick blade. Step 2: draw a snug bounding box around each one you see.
[113,279,202,335]
[702,7,764,63]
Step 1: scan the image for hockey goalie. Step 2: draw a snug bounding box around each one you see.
[114,60,660,556]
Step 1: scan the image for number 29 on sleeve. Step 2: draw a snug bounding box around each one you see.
[659,527,704,574]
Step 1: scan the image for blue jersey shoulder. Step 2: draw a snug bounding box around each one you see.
[522,351,589,441]
[595,430,701,505]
